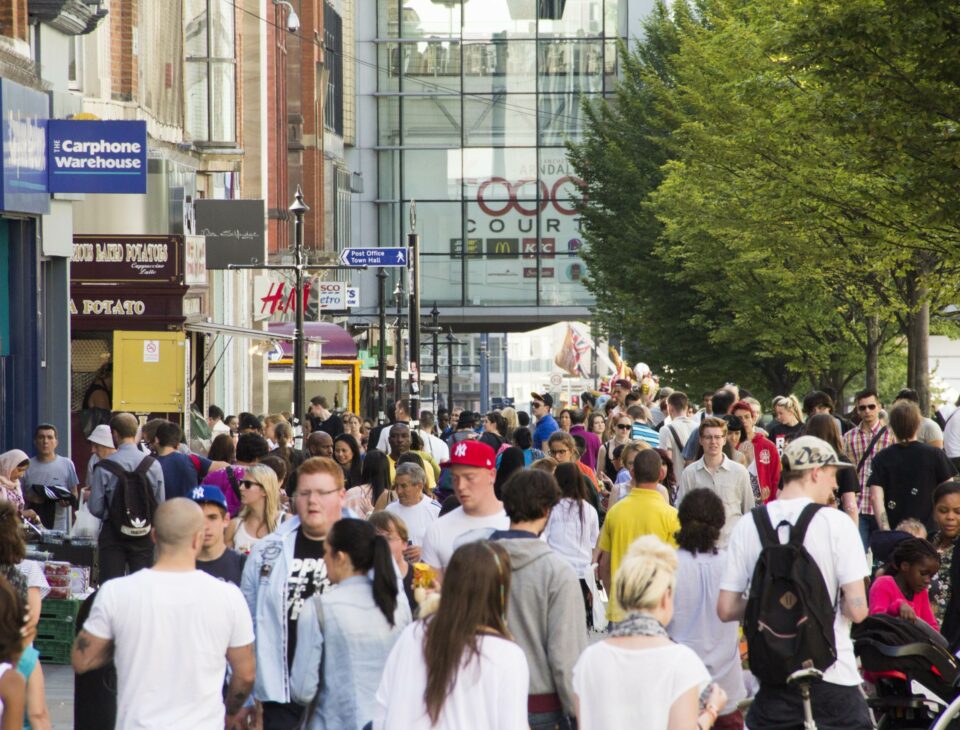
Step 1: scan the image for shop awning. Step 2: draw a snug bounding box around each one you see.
[268,322,358,359]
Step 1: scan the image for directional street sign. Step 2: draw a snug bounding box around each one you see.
[339,247,408,267]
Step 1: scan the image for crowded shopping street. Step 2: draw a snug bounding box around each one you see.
[2,0,960,728]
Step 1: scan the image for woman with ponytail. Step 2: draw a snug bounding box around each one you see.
[291,518,410,729]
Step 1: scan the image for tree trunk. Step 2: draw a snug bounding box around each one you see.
[906,297,930,413]
[865,316,880,392]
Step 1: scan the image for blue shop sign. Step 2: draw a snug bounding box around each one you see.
[48,120,147,194]
[0,79,50,215]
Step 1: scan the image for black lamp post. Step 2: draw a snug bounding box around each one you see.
[377,267,387,424]
[289,187,309,425]
[393,280,404,403]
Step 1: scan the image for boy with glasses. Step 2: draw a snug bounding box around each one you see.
[531,392,559,450]
[842,388,892,549]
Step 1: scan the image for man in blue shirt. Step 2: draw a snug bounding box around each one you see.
[531,392,559,451]
[152,421,213,500]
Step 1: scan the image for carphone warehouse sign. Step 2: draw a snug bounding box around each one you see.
[47,120,147,193]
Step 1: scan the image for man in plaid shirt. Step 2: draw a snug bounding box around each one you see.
[842,388,892,549]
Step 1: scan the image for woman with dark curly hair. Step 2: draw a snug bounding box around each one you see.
[668,489,746,729]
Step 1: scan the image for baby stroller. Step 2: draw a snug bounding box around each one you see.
[853,614,960,729]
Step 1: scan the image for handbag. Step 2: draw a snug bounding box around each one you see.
[587,563,609,632]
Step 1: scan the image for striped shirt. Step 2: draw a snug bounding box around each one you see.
[842,423,892,515]
[631,422,660,449]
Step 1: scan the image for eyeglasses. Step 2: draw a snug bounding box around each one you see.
[616,424,632,430]
[858,403,878,411]
[239,480,263,489]
[296,487,343,499]
[702,435,726,441]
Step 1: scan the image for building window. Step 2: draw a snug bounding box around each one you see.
[184,0,236,145]
[324,2,343,135]
[68,37,83,90]
[334,167,352,252]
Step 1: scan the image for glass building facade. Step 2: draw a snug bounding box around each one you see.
[376,0,622,308]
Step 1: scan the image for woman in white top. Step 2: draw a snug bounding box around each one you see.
[573,535,726,730]
[226,464,283,555]
[0,575,26,729]
[667,488,747,728]
[373,541,529,730]
[545,463,600,627]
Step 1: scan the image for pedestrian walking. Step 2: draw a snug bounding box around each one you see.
[373,541,529,729]
[72,498,256,730]
[291,519,410,729]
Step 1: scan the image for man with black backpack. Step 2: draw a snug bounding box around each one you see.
[717,435,871,729]
[89,412,165,582]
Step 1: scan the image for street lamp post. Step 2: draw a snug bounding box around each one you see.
[377,267,387,424]
[407,204,421,422]
[393,281,403,403]
[289,187,309,426]
[446,330,457,412]
[430,303,439,412]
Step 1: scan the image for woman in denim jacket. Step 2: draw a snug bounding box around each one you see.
[291,518,410,729]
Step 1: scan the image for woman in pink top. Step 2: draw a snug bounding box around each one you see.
[869,537,940,630]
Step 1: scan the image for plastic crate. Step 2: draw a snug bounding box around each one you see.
[36,616,76,642]
[39,598,81,622]
[35,639,72,665]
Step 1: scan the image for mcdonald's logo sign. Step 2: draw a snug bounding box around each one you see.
[486,238,519,257]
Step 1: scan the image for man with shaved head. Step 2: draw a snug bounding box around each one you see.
[89,412,166,582]
[305,431,334,458]
[73,498,256,729]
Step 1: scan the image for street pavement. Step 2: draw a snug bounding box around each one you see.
[44,664,74,729]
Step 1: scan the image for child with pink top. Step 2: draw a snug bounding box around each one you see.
[869,537,940,630]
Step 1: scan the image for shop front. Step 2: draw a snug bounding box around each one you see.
[69,234,207,471]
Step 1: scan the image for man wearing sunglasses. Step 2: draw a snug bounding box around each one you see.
[531,392,559,451]
[842,388,892,549]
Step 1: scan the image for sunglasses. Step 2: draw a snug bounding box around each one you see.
[616,424,632,430]
[858,404,878,411]
[240,480,263,489]
[532,402,544,408]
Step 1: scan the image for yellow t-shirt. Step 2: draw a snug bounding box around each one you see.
[598,488,680,622]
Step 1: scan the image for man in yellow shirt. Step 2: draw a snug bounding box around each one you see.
[597,448,680,623]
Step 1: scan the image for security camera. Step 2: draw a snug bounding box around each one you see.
[273,1,300,34]
[286,9,300,33]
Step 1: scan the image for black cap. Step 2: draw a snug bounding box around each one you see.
[531,392,554,408]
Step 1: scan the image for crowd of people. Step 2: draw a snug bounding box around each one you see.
[1,381,960,728]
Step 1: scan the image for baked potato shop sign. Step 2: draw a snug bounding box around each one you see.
[70,235,200,331]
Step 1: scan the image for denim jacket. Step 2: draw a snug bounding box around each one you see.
[290,575,411,729]
[241,515,311,703]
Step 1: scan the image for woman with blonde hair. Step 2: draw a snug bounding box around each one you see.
[263,414,286,449]
[769,395,804,452]
[573,536,726,729]
[226,464,283,554]
[500,407,519,441]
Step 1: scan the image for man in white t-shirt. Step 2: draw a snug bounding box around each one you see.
[385,462,441,560]
[420,440,508,571]
[72,498,256,730]
[717,436,871,729]
[658,391,697,479]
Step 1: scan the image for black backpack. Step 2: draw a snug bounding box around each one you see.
[744,503,838,685]
[96,457,158,539]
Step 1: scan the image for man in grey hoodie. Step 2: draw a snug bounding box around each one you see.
[489,470,588,730]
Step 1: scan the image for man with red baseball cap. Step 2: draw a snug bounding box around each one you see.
[420,440,509,571]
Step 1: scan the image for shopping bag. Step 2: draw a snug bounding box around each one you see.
[587,563,609,632]
[71,499,101,539]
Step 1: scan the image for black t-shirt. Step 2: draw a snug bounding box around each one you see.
[868,441,958,531]
[285,527,329,667]
[836,454,860,496]
[197,549,247,587]
[767,422,805,453]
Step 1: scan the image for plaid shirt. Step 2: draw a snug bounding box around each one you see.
[842,422,892,515]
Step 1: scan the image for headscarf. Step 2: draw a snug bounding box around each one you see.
[0,449,29,486]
